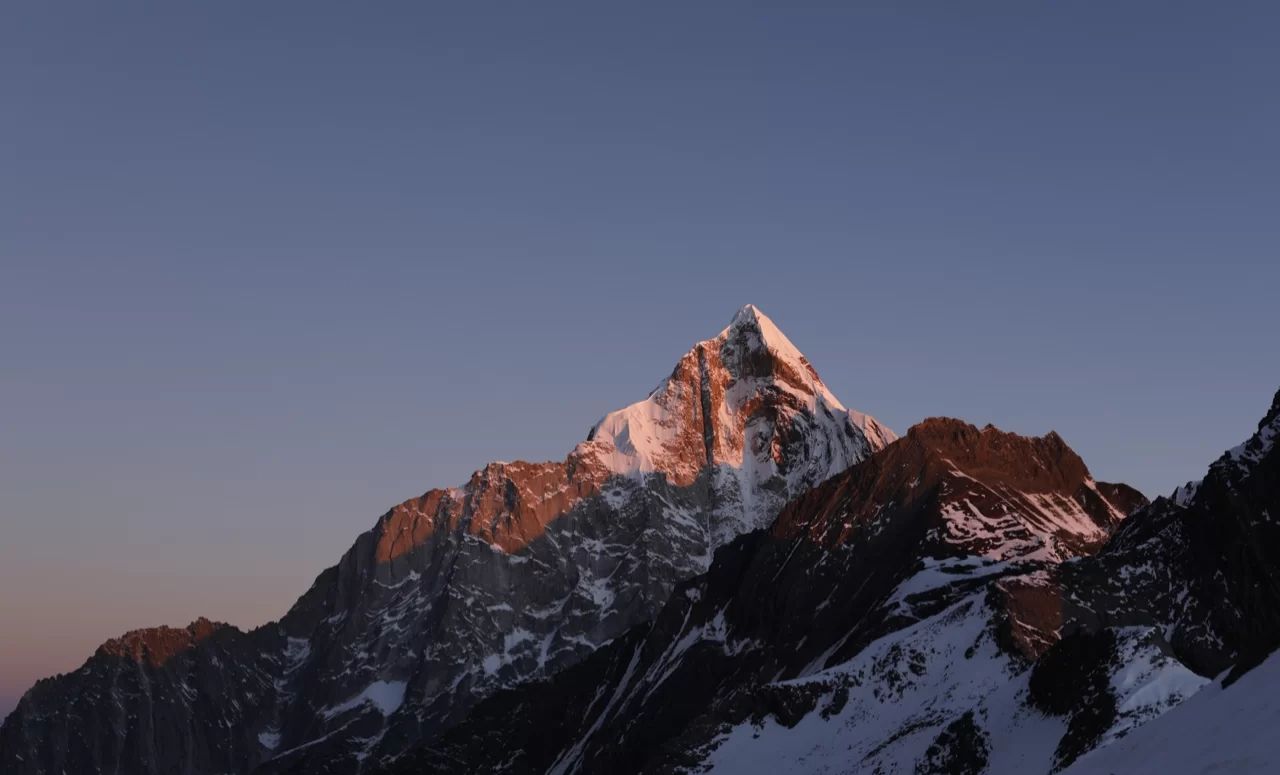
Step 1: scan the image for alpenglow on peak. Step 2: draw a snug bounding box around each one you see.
[584,304,895,520]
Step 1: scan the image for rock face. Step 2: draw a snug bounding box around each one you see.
[1054,387,1280,679]
[0,305,892,775]
[774,418,1140,562]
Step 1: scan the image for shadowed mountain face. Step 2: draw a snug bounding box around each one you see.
[0,306,893,775]
[0,620,278,775]
[379,390,1280,775]
[1051,386,1280,678]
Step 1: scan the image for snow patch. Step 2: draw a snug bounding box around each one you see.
[320,680,407,720]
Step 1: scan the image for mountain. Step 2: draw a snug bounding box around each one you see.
[380,418,1148,774]
[8,304,1277,775]
[1055,387,1280,681]
[381,389,1280,774]
[0,305,893,775]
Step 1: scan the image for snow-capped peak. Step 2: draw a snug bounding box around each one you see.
[717,304,845,411]
[582,305,893,529]
[723,303,794,349]
[722,303,800,358]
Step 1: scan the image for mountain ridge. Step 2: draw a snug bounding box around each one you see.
[376,413,1150,774]
[0,306,892,775]
[374,387,1280,774]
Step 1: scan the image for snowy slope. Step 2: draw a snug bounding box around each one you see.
[701,589,1206,774]
[1066,651,1280,775]
[705,595,1066,775]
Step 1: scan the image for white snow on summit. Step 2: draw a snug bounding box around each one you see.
[567,304,899,554]
[721,303,847,411]
[583,304,893,492]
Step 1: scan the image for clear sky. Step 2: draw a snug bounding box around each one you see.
[2,2,1278,718]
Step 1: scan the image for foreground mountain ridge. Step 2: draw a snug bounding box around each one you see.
[0,305,893,775]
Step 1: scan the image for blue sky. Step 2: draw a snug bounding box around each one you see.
[2,2,1278,716]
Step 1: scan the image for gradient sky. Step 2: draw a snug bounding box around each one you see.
[3,3,1278,718]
